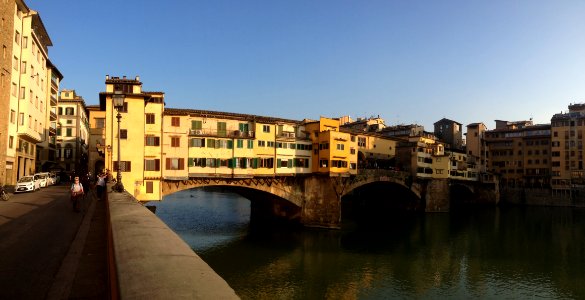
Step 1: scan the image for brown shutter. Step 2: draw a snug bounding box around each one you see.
[155,159,160,171]
[166,158,170,170]
[127,161,131,172]
[113,161,118,171]
[179,158,184,170]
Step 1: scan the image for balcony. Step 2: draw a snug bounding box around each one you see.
[189,129,255,139]
[49,126,56,136]
[50,111,57,121]
[50,94,58,106]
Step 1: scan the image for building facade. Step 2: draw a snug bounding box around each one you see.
[551,104,585,194]
[465,123,488,173]
[485,120,551,188]
[434,118,463,150]
[56,90,88,174]
[1,2,59,185]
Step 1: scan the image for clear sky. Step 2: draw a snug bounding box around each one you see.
[26,0,585,130]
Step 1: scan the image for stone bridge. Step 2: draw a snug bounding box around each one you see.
[160,170,498,228]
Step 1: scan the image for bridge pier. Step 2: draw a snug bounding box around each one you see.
[424,179,450,212]
[301,176,342,229]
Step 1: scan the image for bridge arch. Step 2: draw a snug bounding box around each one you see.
[449,182,476,207]
[161,178,304,225]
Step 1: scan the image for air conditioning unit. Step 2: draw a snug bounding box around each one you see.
[195,130,202,135]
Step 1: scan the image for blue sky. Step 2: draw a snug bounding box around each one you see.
[27,0,585,130]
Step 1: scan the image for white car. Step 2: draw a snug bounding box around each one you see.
[15,176,40,193]
[34,173,48,188]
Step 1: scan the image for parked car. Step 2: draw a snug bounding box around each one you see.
[15,176,40,193]
[34,173,48,188]
[50,173,59,185]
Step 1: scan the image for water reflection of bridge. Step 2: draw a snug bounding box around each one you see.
[161,169,498,228]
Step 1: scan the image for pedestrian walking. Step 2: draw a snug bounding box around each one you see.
[70,176,84,212]
[96,172,106,201]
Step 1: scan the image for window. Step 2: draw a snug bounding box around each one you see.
[120,129,127,139]
[358,137,366,147]
[258,140,266,147]
[19,86,25,99]
[217,122,226,136]
[171,117,180,127]
[11,83,17,96]
[21,61,26,73]
[165,158,184,170]
[190,138,205,147]
[22,36,27,48]
[191,120,202,130]
[247,140,254,149]
[113,161,132,172]
[145,136,160,146]
[14,30,20,45]
[337,144,344,150]
[9,136,13,149]
[95,118,105,128]
[64,148,72,159]
[320,159,329,168]
[145,114,155,124]
[144,159,160,171]
[171,137,180,147]
[58,107,63,115]
[66,128,72,137]
[146,182,154,193]
[10,110,15,124]
[263,125,270,133]
[65,107,74,115]
[237,139,243,148]
[13,56,18,70]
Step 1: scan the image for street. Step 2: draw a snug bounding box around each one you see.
[0,184,94,299]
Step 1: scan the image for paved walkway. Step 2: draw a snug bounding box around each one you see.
[0,184,108,299]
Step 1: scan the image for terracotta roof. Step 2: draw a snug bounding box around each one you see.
[164,108,301,124]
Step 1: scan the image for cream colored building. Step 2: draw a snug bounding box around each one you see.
[3,2,59,184]
[56,90,88,174]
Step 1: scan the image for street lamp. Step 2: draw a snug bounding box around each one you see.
[112,91,125,192]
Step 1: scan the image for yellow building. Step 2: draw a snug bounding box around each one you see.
[97,75,165,201]
[305,117,357,176]
[551,104,585,194]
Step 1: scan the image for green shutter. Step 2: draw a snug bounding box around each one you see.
[188,158,194,167]
[288,159,293,168]
[277,159,281,168]
[228,158,233,168]
[227,140,233,149]
[253,158,258,169]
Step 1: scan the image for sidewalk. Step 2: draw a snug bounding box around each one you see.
[0,185,109,299]
[48,189,109,299]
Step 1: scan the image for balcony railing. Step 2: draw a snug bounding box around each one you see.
[189,129,255,139]
[50,111,57,121]
[50,94,58,106]
[49,127,56,136]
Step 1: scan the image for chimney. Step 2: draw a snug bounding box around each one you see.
[106,75,109,80]
[123,75,127,79]
[135,75,140,81]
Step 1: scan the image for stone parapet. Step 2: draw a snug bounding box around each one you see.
[107,187,239,299]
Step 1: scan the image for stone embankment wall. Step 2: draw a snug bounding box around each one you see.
[500,188,585,207]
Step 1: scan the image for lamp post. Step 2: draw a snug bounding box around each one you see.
[112,92,125,192]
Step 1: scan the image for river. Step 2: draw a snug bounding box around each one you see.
[151,188,585,299]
